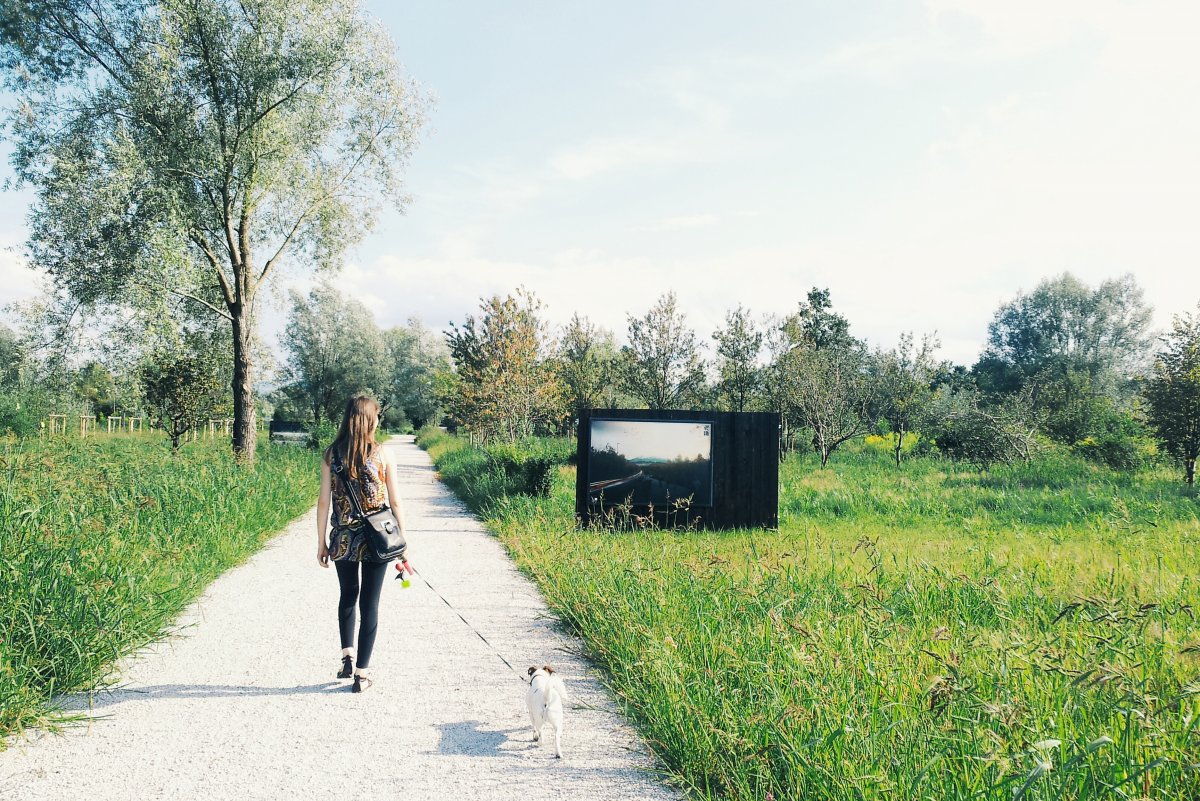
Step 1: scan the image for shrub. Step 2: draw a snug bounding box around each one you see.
[1071,409,1158,470]
[307,420,338,450]
[484,438,574,496]
[1073,432,1157,470]
[863,432,922,456]
[0,393,44,436]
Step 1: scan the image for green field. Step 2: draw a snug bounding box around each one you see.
[0,434,318,744]
[421,429,1200,800]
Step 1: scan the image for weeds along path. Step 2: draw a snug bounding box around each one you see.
[0,436,677,801]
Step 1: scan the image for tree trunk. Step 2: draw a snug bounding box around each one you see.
[1187,457,1196,487]
[895,429,904,467]
[231,306,257,463]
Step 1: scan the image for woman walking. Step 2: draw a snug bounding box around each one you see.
[316,394,406,692]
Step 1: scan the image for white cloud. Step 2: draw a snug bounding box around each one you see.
[549,135,702,181]
[636,214,720,232]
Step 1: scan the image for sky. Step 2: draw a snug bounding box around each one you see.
[2,0,1199,366]
[591,420,712,462]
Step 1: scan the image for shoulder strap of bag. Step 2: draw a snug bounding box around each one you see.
[331,448,369,521]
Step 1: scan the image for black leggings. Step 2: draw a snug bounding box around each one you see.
[334,559,389,668]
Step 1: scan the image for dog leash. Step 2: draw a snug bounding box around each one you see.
[395,559,530,685]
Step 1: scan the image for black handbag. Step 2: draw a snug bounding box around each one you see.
[331,449,407,562]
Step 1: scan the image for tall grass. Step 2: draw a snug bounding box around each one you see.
[0,435,318,744]
[421,428,1200,800]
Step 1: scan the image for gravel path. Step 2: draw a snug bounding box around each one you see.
[0,436,680,801]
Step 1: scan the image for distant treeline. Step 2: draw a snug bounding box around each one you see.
[438,275,1200,485]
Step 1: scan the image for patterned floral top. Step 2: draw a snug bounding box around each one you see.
[330,448,388,528]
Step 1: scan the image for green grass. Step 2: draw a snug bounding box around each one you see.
[420,428,1200,800]
[0,434,318,744]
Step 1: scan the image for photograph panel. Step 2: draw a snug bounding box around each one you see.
[588,419,713,506]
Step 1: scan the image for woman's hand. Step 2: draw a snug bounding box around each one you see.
[317,541,330,568]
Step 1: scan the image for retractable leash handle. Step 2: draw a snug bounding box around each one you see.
[394,558,413,587]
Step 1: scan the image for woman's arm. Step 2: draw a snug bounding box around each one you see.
[316,456,332,567]
[382,446,407,536]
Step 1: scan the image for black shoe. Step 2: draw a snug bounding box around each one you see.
[337,655,354,679]
[352,674,373,693]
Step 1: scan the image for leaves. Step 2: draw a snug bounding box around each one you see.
[620,292,708,410]
[444,289,565,442]
[1142,306,1200,484]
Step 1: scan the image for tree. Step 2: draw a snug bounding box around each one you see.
[787,287,854,352]
[712,305,763,412]
[620,292,707,410]
[770,289,875,466]
[141,337,228,450]
[382,319,449,430]
[280,285,387,426]
[555,314,618,423]
[872,333,941,466]
[1,0,427,461]
[444,289,564,441]
[980,273,1152,380]
[74,362,119,418]
[974,273,1153,443]
[782,343,876,467]
[1143,308,1200,485]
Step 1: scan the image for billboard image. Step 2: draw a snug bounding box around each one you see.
[588,419,713,507]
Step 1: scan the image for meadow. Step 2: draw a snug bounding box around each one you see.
[0,434,319,744]
[420,429,1200,800]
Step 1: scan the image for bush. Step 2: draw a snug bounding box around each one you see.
[1071,409,1158,470]
[862,432,923,456]
[417,428,574,510]
[484,438,574,496]
[307,420,338,450]
[1073,432,1157,470]
[0,393,43,436]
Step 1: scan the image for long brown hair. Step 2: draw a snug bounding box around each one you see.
[326,394,380,480]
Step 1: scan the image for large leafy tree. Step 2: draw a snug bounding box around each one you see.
[444,289,564,442]
[0,0,426,461]
[280,284,387,426]
[974,273,1153,443]
[620,292,708,410]
[979,273,1152,381]
[1143,307,1200,486]
[382,319,449,430]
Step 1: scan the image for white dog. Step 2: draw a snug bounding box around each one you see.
[526,665,567,758]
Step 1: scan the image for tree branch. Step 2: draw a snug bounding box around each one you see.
[191,232,236,307]
[257,111,399,284]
